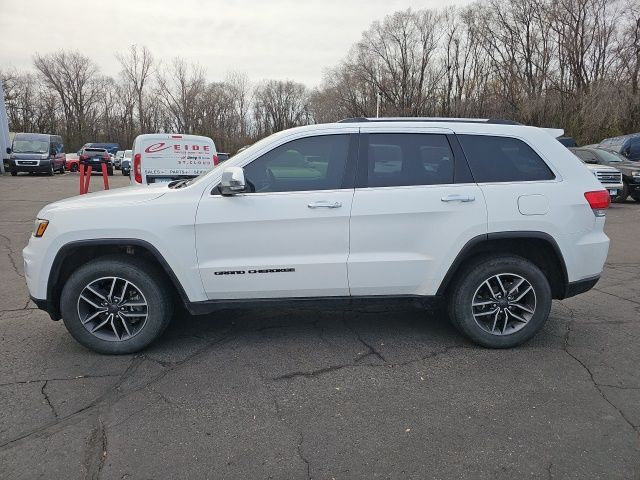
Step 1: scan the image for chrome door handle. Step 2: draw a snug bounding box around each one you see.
[441,194,475,203]
[308,201,342,209]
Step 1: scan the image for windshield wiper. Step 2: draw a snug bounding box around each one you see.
[168,179,190,189]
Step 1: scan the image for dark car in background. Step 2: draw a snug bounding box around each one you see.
[557,136,578,147]
[9,133,66,176]
[79,142,120,156]
[599,133,640,162]
[79,147,114,175]
[120,149,132,176]
[121,158,131,176]
[571,146,640,202]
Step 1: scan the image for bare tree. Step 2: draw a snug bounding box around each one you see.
[156,59,207,133]
[33,50,102,149]
[253,80,311,135]
[116,45,155,133]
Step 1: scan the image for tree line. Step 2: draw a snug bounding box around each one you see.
[2,0,640,152]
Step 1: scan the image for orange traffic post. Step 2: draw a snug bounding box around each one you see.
[79,163,85,194]
[101,162,110,190]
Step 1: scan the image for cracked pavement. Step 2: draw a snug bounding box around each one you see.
[0,173,639,479]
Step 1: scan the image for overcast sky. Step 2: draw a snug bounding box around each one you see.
[0,0,471,87]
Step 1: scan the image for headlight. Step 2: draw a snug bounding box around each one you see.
[33,219,49,237]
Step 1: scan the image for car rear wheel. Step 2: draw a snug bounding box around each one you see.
[70,163,78,172]
[447,255,552,348]
[60,255,173,354]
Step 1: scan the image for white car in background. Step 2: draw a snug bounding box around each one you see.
[114,150,125,169]
[131,134,218,185]
[578,160,623,199]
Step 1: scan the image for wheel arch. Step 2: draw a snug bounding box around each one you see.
[47,239,190,320]
[437,232,569,300]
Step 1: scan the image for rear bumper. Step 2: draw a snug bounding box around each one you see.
[562,275,600,299]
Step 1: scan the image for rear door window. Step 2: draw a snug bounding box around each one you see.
[365,133,455,187]
[458,135,555,183]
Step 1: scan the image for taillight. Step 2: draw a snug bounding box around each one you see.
[213,154,219,166]
[133,153,142,183]
[584,190,610,216]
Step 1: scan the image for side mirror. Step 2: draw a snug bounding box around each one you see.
[6,147,11,154]
[219,166,247,195]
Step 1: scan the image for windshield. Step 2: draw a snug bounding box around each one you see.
[13,139,49,154]
[596,149,626,163]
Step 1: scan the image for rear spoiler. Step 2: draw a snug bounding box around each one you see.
[542,128,565,138]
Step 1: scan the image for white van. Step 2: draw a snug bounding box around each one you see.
[131,134,218,185]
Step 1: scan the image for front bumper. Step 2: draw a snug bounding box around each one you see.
[628,181,640,194]
[601,183,623,195]
[30,295,59,320]
[9,159,52,173]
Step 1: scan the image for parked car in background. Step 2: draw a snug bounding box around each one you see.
[79,142,120,156]
[114,150,125,169]
[599,133,640,162]
[571,147,640,202]
[65,153,79,172]
[130,134,218,185]
[557,136,577,147]
[79,147,114,175]
[9,133,65,176]
[568,147,623,200]
[217,152,230,163]
[121,158,131,176]
[121,150,132,176]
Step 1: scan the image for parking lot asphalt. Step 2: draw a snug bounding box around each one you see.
[0,172,638,479]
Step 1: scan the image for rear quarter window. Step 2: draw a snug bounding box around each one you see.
[458,135,555,183]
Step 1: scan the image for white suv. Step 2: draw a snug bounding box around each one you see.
[23,119,610,354]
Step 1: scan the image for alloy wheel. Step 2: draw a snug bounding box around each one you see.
[471,273,536,336]
[77,276,149,342]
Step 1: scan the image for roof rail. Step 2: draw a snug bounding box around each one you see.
[337,117,522,125]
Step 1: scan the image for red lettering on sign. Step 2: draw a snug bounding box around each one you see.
[145,142,172,153]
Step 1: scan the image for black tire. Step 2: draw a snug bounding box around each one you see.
[47,163,54,176]
[122,170,129,176]
[447,255,552,348]
[631,194,640,202]
[10,170,17,176]
[613,183,629,203]
[59,163,65,174]
[70,163,78,172]
[60,255,173,354]
[108,167,113,176]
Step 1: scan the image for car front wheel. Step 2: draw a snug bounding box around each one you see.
[613,183,629,203]
[447,255,552,348]
[60,255,173,354]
